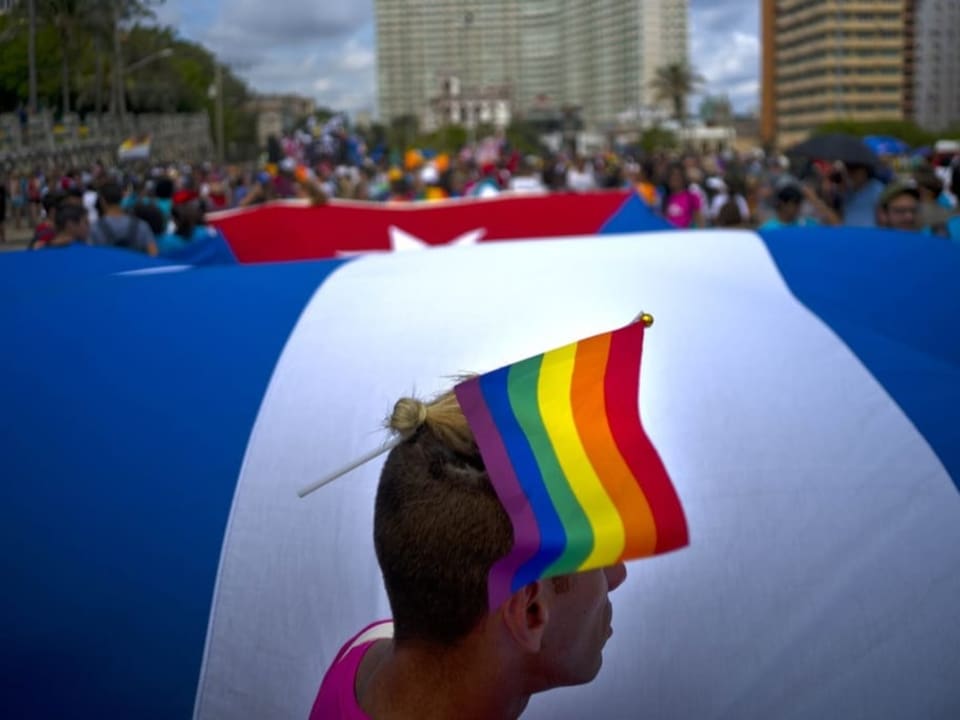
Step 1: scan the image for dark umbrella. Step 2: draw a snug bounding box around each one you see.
[788,133,879,168]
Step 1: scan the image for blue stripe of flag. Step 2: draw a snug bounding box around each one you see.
[761,227,960,492]
[479,363,566,591]
[0,258,348,718]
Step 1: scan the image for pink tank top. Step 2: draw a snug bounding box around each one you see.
[309,620,394,719]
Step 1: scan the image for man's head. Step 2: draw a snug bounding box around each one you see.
[154,177,174,200]
[914,169,943,203]
[846,162,872,190]
[774,176,804,223]
[54,202,89,242]
[97,181,124,209]
[376,391,626,689]
[132,202,165,236]
[64,186,84,207]
[41,191,64,223]
[376,400,511,646]
[877,181,920,231]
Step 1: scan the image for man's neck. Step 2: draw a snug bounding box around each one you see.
[105,205,125,217]
[359,637,530,720]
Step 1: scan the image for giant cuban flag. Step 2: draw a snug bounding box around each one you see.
[1,227,958,719]
[207,190,668,262]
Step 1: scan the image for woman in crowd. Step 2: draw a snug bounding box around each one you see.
[158,200,208,254]
[661,163,705,229]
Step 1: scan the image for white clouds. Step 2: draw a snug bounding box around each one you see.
[690,0,760,112]
[340,46,375,72]
[191,0,377,115]
[162,0,759,120]
[204,0,373,52]
[152,0,181,29]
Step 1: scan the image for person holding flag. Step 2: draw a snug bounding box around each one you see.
[305,317,687,719]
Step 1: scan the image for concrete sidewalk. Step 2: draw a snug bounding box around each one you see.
[1,223,31,252]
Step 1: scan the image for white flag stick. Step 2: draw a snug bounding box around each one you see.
[297,435,404,498]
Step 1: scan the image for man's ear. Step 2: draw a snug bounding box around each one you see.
[501,581,549,653]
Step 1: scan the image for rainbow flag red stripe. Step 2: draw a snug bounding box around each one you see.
[455,321,688,608]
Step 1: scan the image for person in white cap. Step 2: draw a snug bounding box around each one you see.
[706,177,750,225]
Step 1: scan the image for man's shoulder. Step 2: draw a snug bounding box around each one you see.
[334,620,395,664]
[310,621,393,720]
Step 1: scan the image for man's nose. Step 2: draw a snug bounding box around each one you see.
[605,562,627,592]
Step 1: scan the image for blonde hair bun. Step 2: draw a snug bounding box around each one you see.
[386,387,476,456]
[389,397,429,435]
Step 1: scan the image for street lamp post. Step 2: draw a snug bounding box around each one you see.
[117,47,173,131]
[208,62,226,163]
[124,47,173,75]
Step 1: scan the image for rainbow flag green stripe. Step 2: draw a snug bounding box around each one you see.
[507,355,594,577]
[455,321,688,609]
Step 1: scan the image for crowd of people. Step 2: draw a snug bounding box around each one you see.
[0,161,231,253]
[2,126,959,252]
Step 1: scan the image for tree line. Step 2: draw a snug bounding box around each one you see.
[0,0,258,158]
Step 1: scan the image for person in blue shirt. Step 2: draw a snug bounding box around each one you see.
[158,201,210,255]
[842,163,885,227]
[760,176,840,230]
[946,215,960,243]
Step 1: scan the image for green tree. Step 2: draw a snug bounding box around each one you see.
[0,3,264,160]
[0,12,60,111]
[41,0,86,114]
[650,62,704,126]
[699,94,733,127]
[389,114,419,150]
[505,119,546,156]
[360,121,388,150]
[638,126,677,154]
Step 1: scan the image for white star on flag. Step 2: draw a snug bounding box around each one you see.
[335,226,487,257]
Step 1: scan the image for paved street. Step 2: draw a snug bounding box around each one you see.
[1,224,30,252]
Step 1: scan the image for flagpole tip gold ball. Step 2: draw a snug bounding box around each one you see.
[640,313,654,328]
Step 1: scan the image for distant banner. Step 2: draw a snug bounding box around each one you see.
[118,135,152,161]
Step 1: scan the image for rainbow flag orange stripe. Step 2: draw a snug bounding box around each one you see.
[454,321,688,608]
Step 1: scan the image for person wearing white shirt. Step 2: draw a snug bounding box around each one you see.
[566,157,597,191]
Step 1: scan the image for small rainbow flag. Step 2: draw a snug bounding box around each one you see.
[454,319,688,608]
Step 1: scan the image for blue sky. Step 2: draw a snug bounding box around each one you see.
[154,0,758,118]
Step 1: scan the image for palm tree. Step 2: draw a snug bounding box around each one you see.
[28,0,38,113]
[42,0,85,115]
[650,62,705,126]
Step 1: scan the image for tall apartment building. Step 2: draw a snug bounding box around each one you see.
[560,1,688,130]
[761,0,906,148]
[375,0,689,132]
[376,1,522,129]
[762,0,960,148]
[912,0,960,131]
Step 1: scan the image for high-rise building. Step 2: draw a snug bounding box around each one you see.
[762,0,960,148]
[761,0,907,148]
[560,1,688,131]
[912,0,960,131]
[375,0,689,132]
